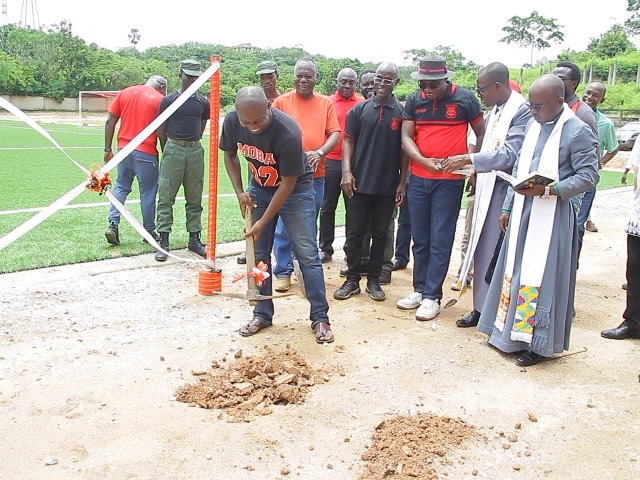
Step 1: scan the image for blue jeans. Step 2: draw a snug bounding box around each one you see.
[577,186,596,259]
[274,177,324,278]
[408,175,464,301]
[108,149,159,233]
[394,197,412,266]
[248,185,329,327]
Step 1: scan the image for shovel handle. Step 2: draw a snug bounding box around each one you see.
[244,206,259,296]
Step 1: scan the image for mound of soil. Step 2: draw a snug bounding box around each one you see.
[360,413,478,479]
[174,345,331,422]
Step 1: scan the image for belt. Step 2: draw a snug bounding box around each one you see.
[168,137,200,147]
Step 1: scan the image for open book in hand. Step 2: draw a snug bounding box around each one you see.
[493,170,555,190]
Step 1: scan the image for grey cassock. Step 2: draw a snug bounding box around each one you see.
[471,103,531,312]
[477,114,599,356]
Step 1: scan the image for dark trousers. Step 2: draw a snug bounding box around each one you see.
[408,175,464,300]
[319,158,345,255]
[577,186,596,261]
[394,199,412,266]
[362,212,395,267]
[344,192,396,281]
[623,234,640,329]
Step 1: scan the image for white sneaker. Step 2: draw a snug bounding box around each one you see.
[397,292,423,310]
[416,298,442,321]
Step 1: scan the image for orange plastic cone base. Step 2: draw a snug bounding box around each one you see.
[198,270,222,295]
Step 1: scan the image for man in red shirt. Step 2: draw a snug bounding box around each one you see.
[318,67,364,262]
[104,75,167,245]
[398,55,485,321]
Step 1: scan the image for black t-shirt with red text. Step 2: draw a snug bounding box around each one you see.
[219,108,313,194]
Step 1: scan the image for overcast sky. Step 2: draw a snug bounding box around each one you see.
[5,0,637,68]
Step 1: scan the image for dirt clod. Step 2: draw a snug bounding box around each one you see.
[359,413,477,480]
[281,467,290,475]
[174,346,327,422]
[528,413,538,422]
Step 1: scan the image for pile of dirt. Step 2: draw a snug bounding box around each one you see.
[175,345,331,422]
[360,413,478,479]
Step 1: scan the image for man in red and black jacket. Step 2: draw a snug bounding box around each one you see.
[398,55,485,321]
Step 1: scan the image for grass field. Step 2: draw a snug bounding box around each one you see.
[0,118,631,273]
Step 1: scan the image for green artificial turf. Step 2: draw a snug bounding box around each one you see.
[0,119,631,273]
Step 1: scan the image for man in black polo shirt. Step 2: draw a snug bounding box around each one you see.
[334,62,409,301]
[155,59,210,262]
[220,86,333,344]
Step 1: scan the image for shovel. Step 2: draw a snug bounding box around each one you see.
[242,206,294,305]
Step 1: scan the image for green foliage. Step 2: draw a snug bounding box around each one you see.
[588,25,636,58]
[402,45,478,72]
[500,11,565,66]
[625,0,640,36]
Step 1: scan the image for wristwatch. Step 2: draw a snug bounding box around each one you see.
[540,185,551,199]
[317,149,325,157]
[104,147,112,152]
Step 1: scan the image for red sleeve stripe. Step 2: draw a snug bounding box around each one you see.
[470,115,484,125]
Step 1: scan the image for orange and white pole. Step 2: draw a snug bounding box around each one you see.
[198,55,223,295]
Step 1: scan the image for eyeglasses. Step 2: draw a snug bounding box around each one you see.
[419,79,445,89]
[476,82,501,95]
[374,76,397,86]
[525,96,560,111]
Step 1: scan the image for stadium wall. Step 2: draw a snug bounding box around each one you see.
[0,95,111,111]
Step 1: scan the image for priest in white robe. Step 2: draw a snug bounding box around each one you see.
[475,74,598,366]
[443,62,531,328]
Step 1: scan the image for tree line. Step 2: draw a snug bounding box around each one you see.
[2,12,640,109]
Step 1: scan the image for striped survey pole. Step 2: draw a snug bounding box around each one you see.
[198,55,223,295]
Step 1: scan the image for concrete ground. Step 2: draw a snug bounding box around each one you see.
[0,187,639,480]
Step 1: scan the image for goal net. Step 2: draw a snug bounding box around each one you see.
[78,91,120,127]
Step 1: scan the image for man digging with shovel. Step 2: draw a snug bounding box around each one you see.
[220,86,333,344]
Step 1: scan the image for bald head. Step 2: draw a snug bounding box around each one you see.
[336,68,357,100]
[583,81,607,112]
[337,67,357,80]
[586,81,606,96]
[528,75,565,123]
[376,61,399,77]
[235,86,272,134]
[236,86,269,109]
[530,74,565,98]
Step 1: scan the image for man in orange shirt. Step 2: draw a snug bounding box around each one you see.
[104,75,167,245]
[271,57,340,291]
[318,67,364,263]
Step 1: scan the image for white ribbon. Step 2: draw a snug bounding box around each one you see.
[0,60,220,263]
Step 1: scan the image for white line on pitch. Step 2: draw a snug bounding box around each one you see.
[0,193,237,216]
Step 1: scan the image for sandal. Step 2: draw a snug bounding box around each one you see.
[239,317,270,337]
[312,322,334,344]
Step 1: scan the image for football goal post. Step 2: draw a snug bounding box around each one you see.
[78,91,120,127]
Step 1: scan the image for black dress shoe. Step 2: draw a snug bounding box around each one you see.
[601,321,640,340]
[516,351,543,366]
[319,251,332,263]
[456,310,480,328]
[391,259,407,271]
[379,266,392,285]
[237,252,247,264]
